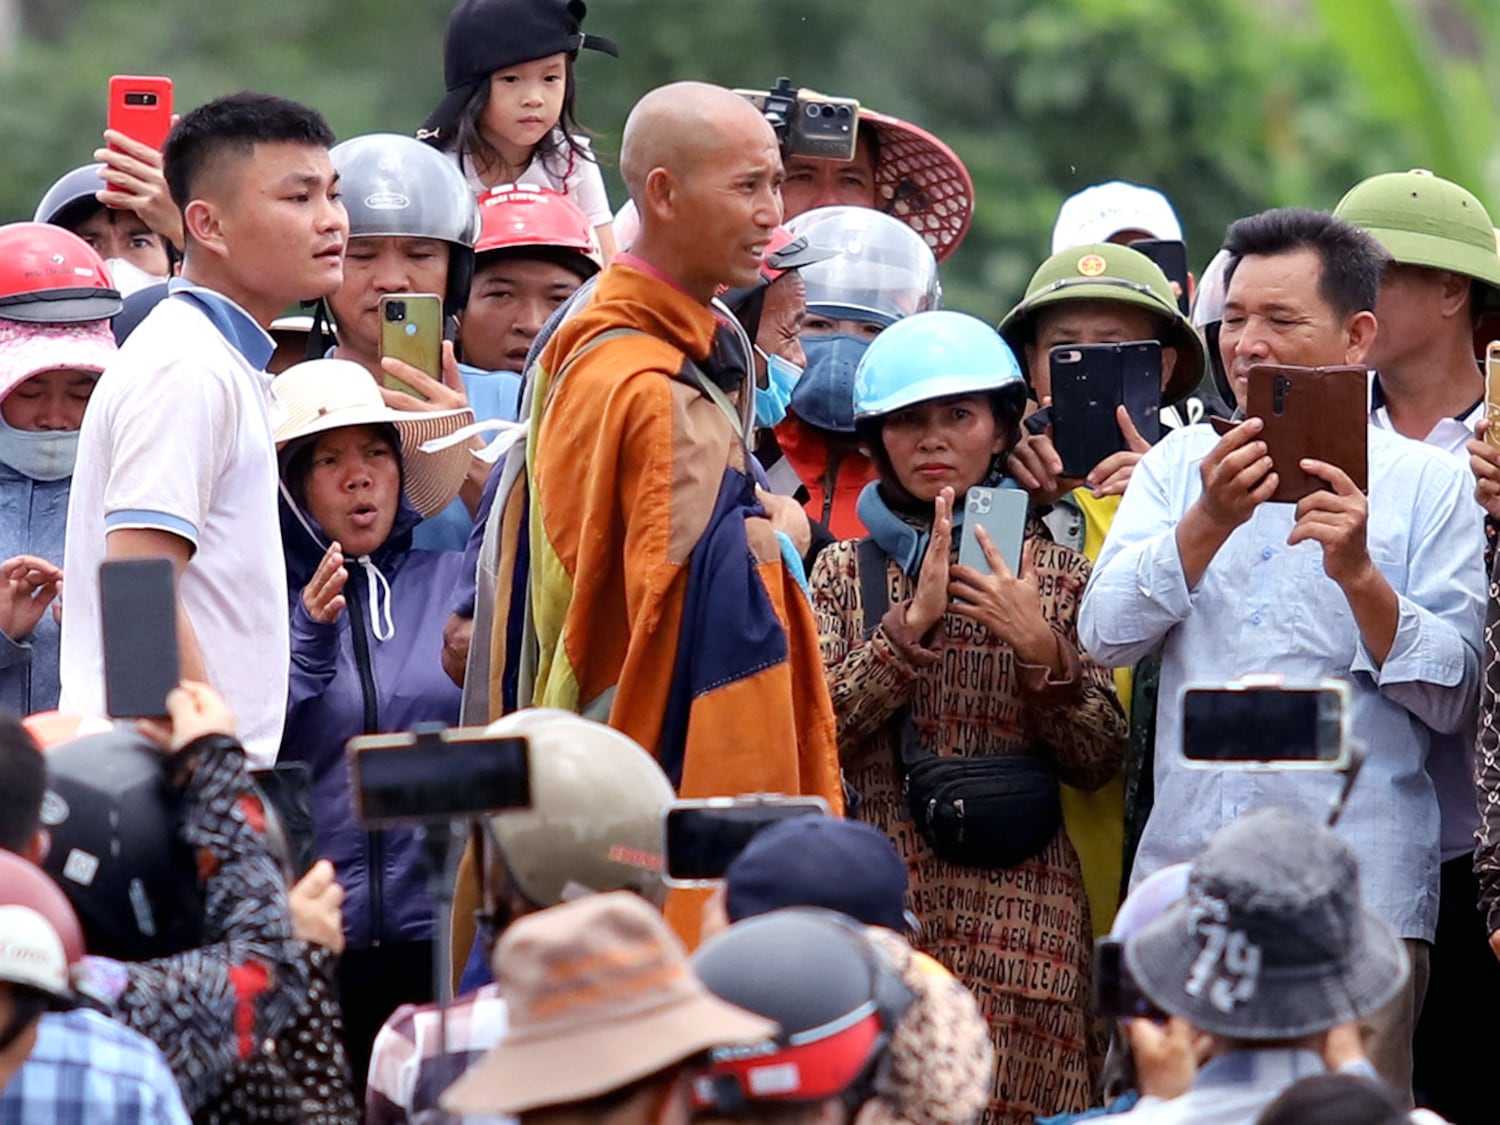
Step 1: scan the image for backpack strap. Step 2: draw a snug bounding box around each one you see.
[857,536,888,639]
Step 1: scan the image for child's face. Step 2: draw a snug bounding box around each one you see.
[481,53,568,163]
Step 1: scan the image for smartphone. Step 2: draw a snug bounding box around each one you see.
[378,293,441,400]
[108,75,174,153]
[1093,938,1165,1021]
[348,725,530,827]
[1180,678,1350,770]
[99,557,180,719]
[1244,364,1367,502]
[1049,341,1163,478]
[1485,341,1500,449]
[957,486,1028,577]
[1129,238,1190,315]
[250,764,317,881]
[663,795,830,886]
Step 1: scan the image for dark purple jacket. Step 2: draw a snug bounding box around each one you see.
[279,492,465,950]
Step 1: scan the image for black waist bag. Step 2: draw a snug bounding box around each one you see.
[856,537,1061,869]
[899,720,1061,868]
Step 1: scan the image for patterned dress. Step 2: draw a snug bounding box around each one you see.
[811,529,1126,1125]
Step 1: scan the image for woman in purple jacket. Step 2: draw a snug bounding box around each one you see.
[271,357,473,1095]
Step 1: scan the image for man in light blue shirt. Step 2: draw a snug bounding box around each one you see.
[1079,208,1484,1094]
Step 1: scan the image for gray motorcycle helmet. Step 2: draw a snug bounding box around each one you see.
[34,164,111,231]
[331,133,482,316]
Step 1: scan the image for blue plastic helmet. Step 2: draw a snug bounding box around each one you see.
[852,310,1025,421]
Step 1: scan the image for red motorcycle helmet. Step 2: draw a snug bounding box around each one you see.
[474,184,601,280]
[0,849,84,1009]
[0,222,122,324]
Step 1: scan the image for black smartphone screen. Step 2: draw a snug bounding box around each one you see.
[664,800,827,882]
[99,557,180,719]
[1181,687,1343,764]
[1049,342,1162,478]
[350,733,530,826]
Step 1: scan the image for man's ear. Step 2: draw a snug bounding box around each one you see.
[1344,310,1379,365]
[1159,345,1179,391]
[641,167,676,224]
[182,198,228,260]
[1438,269,1472,321]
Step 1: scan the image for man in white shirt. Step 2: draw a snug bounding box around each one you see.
[60,92,348,766]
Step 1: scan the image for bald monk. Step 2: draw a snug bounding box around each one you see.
[496,83,842,942]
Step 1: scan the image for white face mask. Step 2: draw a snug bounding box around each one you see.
[103,257,166,298]
[0,414,78,481]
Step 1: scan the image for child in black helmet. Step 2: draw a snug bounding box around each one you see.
[419,0,620,261]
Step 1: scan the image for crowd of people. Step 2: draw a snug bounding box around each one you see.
[3,0,1500,1122]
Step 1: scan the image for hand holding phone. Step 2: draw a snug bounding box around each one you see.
[956,486,1027,577]
[1049,342,1162,479]
[1485,341,1500,450]
[379,294,442,400]
[1244,364,1366,502]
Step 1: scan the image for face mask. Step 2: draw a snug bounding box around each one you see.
[0,415,79,481]
[753,346,803,429]
[791,333,872,434]
[103,257,166,298]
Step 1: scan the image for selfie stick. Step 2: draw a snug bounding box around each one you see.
[1325,743,1365,828]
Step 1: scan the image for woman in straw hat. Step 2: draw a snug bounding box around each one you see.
[270,357,474,1091]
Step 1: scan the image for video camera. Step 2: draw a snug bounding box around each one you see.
[734,77,860,162]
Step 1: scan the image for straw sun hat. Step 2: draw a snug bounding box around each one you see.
[271,358,474,518]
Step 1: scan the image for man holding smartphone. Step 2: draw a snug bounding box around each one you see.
[1080,208,1484,1096]
[60,92,348,767]
[998,242,1206,939]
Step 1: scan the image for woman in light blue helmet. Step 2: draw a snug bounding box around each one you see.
[808,310,1126,1125]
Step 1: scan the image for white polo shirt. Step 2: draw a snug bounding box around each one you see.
[60,283,287,767]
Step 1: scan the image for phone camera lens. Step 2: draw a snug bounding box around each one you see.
[384,301,406,322]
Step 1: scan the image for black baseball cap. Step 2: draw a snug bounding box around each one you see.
[419,0,617,144]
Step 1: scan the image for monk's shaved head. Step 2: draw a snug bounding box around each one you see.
[621,82,774,201]
[619,81,784,302]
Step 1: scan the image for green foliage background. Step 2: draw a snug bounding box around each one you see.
[2,0,1494,319]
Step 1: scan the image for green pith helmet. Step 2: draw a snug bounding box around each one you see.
[997,241,1207,404]
[1334,169,1500,293]
[482,709,675,908]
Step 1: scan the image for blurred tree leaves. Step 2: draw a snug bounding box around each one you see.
[0,0,1490,319]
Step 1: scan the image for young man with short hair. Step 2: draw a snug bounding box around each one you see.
[59,91,347,766]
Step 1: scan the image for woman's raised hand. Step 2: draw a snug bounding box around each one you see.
[302,541,348,624]
[903,486,954,636]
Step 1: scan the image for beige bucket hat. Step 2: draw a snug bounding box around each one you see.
[441,891,777,1117]
[271,358,474,517]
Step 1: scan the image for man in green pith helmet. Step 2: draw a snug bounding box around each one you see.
[997,243,1208,942]
[1356,169,1500,1123]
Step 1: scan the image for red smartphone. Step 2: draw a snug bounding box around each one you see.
[108,75,174,153]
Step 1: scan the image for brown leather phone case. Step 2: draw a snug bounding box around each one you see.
[1245,364,1367,503]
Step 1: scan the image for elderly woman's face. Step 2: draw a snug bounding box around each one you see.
[0,369,96,432]
[302,424,401,557]
[881,394,1007,503]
